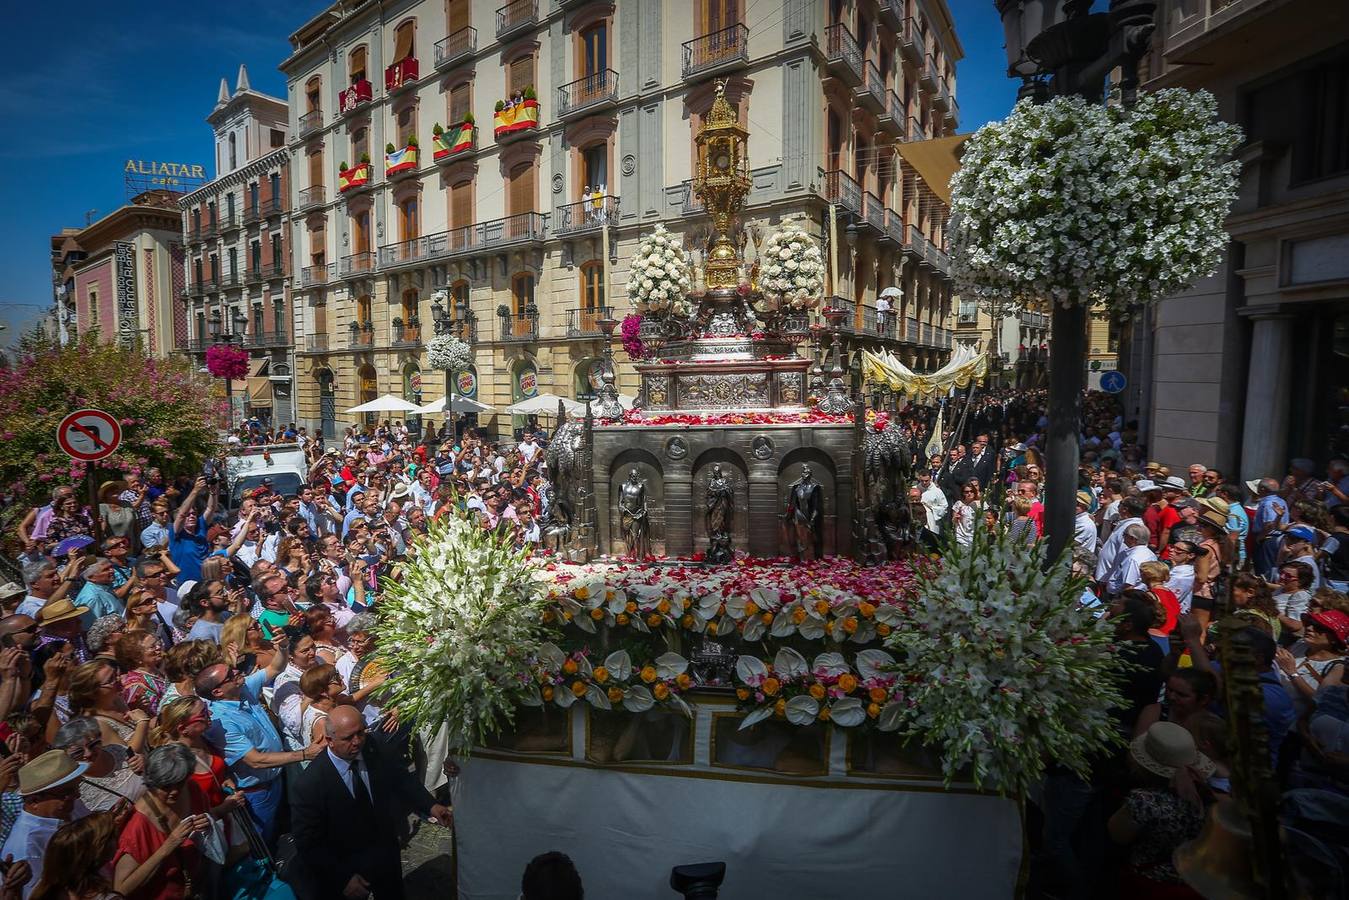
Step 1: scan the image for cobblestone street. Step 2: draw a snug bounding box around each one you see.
[401,822,455,899]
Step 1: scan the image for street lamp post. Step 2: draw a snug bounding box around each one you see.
[991,0,1155,564]
[431,295,477,441]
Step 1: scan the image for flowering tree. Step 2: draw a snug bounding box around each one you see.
[949,89,1241,312]
[204,344,248,380]
[0,339,221,531]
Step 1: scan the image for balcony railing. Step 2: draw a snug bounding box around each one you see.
[821,169,862,217]
[184,337,213,352]
[824,23,863,85]
[905,316,918,343]
[246,330,290,349]
[202,219,219,240]
[922,323,933,346]
[856,61,885,112]
[243,204,261,225]
[245,266,263,285]
[567,306,613,337]
[433,124,478,161]
[898,17,922,62]
[558,69,618,119]
[264,262,285,280]
[496,0,538,40]
[300,262,333,288]
[434,26,477,69]
[297,185,325,212]
[681,23,749,80]
[905,224,928,261]
[884,209,905,246]
[304,334,330,353]
[905,116,927,142]
[552,194,618,236]
[385,57,419,94]
[921,55,939,90]
[376,212,548,271]
[349,325,375,349]
[680,180,704,215]
[338,79,373,116]
[219,272,241,289]
[187,226,203,244]
[498,311,539,342]
[338,162,373,194]
[219,211,240,232]
[860,307,899,340]
[390,323,422,347]
[199,276,219,293]
[298,109,323,138]
[862,192,885,233]
[878,90,904,131]
[1165,0,1265,60]
[339,250,376,278]
[878,0,902,28]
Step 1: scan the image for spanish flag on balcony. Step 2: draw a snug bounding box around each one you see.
[385,145,418,176]
[493,99,540,138]
[338,163,371,193]
[434,122,475,160]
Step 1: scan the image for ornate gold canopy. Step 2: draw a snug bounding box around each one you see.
[692,81,752,291]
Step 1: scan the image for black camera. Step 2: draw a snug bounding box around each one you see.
[203,458,220,485]
[281,621,310,643]
[670,862,725,900]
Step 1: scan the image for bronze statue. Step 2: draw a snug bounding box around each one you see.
[618,467,651,560]
[783,464,824,561]
[705,464,734,564]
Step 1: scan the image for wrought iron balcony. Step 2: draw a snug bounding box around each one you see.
[219,271,241,289]
[385,57,419,94]
[824,23,862,86]
[184,337,212,352]
[862,192,885,233]
[246,330,290,349]
[568,306,613,337]
[187,227,204,244]
[304,333,330,353]
[243,204,261,226]
[266,262,285,279]
[884,209,905,246]
[877,90,903,133]
[498,311,538,342]
[296,185,325,212]
[904,224,928,262]
[338,79,373,117]
[877,0,902,29]
[681,23,749,81]
[821,169,862,217]
[339,250,376,278]
[905,116,927,142]
[552,194,618,237]
[898,17,923,62]
[496,0,538,40]
[855,61,885,113]
[201,219,219,240]
[920,55,939,91]
[349,325,375,350]
[199,277,219,293]
[558,69,618,120]
[245,266,263,285]
[390,323,422,348]
[944,91,959,127]
[905,316,918,343]
[860,307,899,341]
[298,109,323,138]
[300,263,332,288]
[434,26,477,69]
[433,125,478,162]
[219,211,240,232]
[376,212,548,271]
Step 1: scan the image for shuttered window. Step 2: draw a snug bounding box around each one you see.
[350,47,367,83]
[308,149,323,187]
[399,197,419,241]
[451,180,472,228]
[447,0,469,32]
[449,82,470,122]
[393,21,415,62]
[508,163,535,216]
[509,55,534,95]
[397,106,416,146]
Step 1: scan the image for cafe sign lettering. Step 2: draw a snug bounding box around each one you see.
[125,159,206,190]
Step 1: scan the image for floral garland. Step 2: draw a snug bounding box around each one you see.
[618,409,853,427]
[626,224,693,318]
[620,313,647,360]
[759,224,824,309]
[204,344,248,381]
[524,644,693,715]
[949,89,1241,313]
[426,334,473,372]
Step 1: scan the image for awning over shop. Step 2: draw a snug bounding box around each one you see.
[246,358,272,408]
[894,134,969,206]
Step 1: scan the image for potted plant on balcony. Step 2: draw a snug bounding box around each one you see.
[496,304,512,319]
[340,156,372,193]
[494,88,540,139]
[392,316,404,329]
[386,138,418,176]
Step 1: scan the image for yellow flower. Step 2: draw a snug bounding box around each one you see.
[814,599,830,616]
[717,602,727,617]
[541,609,555,624]
[607,686,624,704]
[653,682,670,701]
[706,621,719,636]
[791,607,808,625]
[542,686,554,702]
[562,610,574,621]
[657,599,671,615]
[592,666,609,684]
[841,616,858,634]
[818,706,831,722]
[774,699,787,717]
[868,687,888,704]
[574,586,590,601]
[867,702,881,719]
[675,673,692,691]
[744,600,759,616]
[589,608,605,621]
[761,612,774,625]
[762,677,781,696]
[876,623,892,637]
[562,659,578,676]
[838,674,858,693]
[625,600,637,614]
[570,681,587,698]
[681,614,696,629]
[736,687,751,701]
[647,614,663,627]
[808,683,826,701]
[640,665,658,684]
[605,589,615,601]
[858,601,877,619]
[615,613,630,626]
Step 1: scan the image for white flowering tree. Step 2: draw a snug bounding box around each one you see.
[949,89,1241,312]
[759,224,825,309]
[626,224,693,319]
[885,526,1123,796]
[427,334,472,373]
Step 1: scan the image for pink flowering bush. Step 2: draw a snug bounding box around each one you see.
[620,314,646,360]
[0,338,221,533]
[205,344,249,380]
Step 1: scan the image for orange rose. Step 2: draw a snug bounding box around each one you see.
[574,586,590,600]
[653,682,670,701]
[592,666,609,684]
[868,687,888,704]
[542,686,555,702]
[774,698,787,717]
[818,706,831,722]
[841,617,858,634]
[717,602,727,616]
[562,610,574,621]
[838,673,858,693]
[808,683,826,701]
[681,614,696,629]
[541,609,555,623]
[876,623,892,637]
[625,600,637,613]
[589,608,605,621]
[640,665,658,684]
[858,601,877,619]
[676,673,692,690]
[867,702,881,719]
[814,599,830,616]
[744,600,759,616]
[706,621,719,636]
[657,599,671,615]
[570,681,587,698]
[605,589,615,601]
[761,612,774,625]
[791,607,808,625]
[607,686,624,704]
[647,614,663,627]
[562,659,578,675]
[762,677,781,696]
[615,613,629,626]
[736,687,751,701]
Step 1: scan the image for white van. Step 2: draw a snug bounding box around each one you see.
[222,443,309,506]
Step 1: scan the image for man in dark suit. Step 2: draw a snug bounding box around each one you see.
[290,705,453,899]
[967,433,997,489]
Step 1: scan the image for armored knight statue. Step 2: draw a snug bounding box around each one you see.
[783,464,824,561]
[618,467,652,560]
[705,464,735,564]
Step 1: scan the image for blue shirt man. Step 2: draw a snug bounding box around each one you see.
[74,561,124,628]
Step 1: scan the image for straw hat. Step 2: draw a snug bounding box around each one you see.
[1129,722,1215,779]
[18,750,88,796]
[35,597,90,627]
[0,582,25,602]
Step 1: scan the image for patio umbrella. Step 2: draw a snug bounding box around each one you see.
[504,393,588,416]
[416,396,494,415]
[346,394,423,414]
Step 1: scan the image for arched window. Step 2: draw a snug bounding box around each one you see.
[581,144,607,195]
[393,19,416,62]
[580,261,604,311]
[349,46,368,84]
[229,133,237,170]
[511,273,535,317]
[305,77,322,112]
[356,294,372,324]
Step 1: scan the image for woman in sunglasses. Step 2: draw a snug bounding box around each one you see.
[51,716,145,812]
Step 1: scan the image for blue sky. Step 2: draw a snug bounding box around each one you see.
[0,0,1016,346]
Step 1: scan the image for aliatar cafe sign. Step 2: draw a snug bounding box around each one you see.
[124,159,207,193]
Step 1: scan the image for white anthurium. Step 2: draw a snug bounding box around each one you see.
[849,621,878,645]
[735,656,768,685]
[537,643,566,673]
[874,604,906,626]
[797,617,827,640]
[574,655,594,678]
[828,618,848,643]
[655,652,689,680]
[605,590,628,614]
[856,649,897,681]
[812,652,849,678]
[555,687,578,709]
[580,583,606,610]
[877,701,905,733]
[605,650,633,683]
[622,685,656,713]
[769,614,798,638]
[519,684,543,707]
[571,613,597,634]
[786,695,820,726]
[724,595,748,618]
[698,594,722,617]
[830,697,866,728]
[585,685,612,710]
[740,616,769,642]
[773,648,809,680]
[738,707,776,731]
[630,616,651,634]
[749,586,778,611]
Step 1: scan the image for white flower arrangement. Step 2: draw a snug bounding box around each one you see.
[759,225,825,310]
[882,527,1123,796]
[426,333,473,372]
[373,516,555,749]
[948,89,1242,314]
[626,224,692,317]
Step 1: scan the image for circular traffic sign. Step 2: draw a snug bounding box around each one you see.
[56,409,123,462]
[1099,371,1127,394]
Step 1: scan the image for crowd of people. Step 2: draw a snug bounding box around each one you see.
[2,390,1346,898]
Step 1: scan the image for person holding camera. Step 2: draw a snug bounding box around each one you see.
[168,477,218,587]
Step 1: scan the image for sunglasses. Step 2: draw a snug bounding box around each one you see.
[64,738,103,759]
